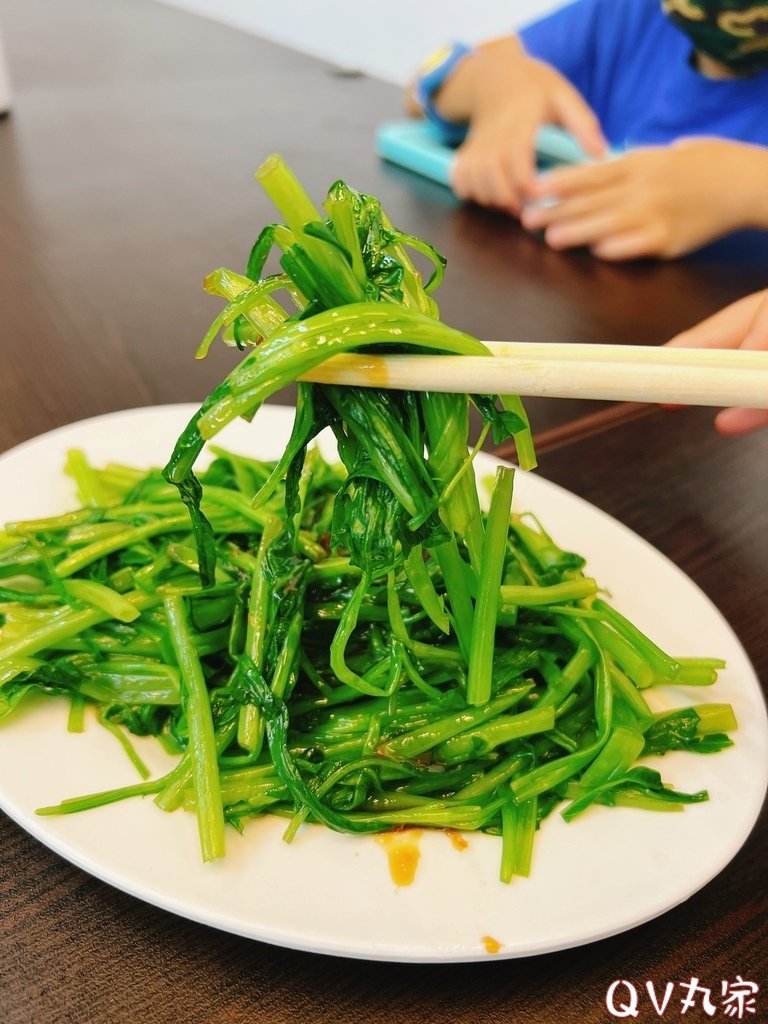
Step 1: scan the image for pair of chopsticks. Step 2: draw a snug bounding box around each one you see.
[300,341,768,411]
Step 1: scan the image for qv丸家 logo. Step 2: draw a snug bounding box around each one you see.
[605,976,759,1019]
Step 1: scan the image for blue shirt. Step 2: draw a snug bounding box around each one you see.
[519,0,768,149]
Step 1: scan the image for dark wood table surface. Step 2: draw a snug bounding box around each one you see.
[0,2,766,1021]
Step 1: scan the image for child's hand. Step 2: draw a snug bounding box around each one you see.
[426,38,605,214]
[522,139,768,260]
[451,60,605,213]
[667,289,768,435]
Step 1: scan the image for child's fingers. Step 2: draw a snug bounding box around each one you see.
[453,117,539,212]
[666,291,768,435]
[505,138,537,207]
[452,149,522,213]
[715,407,768,436]
[450,155,472,198]
[521,185,626,231]
[480,157,521,212]
[740,292,768,350]
[666,292,767,350]
[543,208,635,250]
[551,82,607,159]
[589,228,661,261]
[531,160,622,201]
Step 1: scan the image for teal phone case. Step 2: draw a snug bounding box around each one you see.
[377,120,599,188]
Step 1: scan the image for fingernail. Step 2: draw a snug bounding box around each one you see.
[526,196,559,214]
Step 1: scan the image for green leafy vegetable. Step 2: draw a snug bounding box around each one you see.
[0,158,737,878]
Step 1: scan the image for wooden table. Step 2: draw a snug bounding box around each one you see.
[0,2,765,1021]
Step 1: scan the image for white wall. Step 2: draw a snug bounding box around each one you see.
[151,0,561,84]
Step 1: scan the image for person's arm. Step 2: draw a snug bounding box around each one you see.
[407,36,605,213]
[666,288,768,435]
[522,139,768,260]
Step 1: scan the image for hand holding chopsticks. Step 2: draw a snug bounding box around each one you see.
[666,288,768,435]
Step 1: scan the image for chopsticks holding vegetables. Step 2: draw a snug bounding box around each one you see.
[300,342,768,409]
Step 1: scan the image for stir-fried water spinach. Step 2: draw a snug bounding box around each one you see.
[0,157,736,878]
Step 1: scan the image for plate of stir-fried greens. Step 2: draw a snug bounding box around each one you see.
[0,159,765,962]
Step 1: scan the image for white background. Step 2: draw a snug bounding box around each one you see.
[151,0,560,83]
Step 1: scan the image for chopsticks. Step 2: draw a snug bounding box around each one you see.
[300,342,768,409]
[523,402,659,458]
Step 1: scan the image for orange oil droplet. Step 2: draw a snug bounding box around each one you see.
[375,829,422,887]
[445,829,468,851]
[482,935,503,955]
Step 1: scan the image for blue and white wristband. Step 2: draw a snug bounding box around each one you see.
[415,42,474,145]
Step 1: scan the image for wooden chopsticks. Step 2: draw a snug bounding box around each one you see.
[300,342,768,409]
[522,402,659,458]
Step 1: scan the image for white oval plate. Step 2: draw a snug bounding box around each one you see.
[0,404,766,963]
